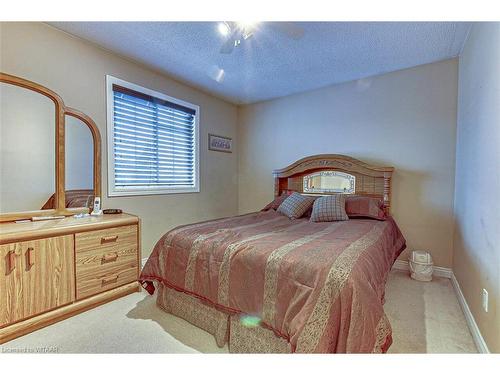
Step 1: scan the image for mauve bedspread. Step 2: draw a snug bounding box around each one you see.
[140,210,406,353]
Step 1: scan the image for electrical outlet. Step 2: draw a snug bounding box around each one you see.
[482,289,489,313]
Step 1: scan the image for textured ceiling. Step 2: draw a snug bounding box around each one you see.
[49,22,471,104]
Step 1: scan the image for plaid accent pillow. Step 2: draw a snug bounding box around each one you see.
[261,190,294,211]
[277,192,316,219]
[303,195,320,218]
[310,194,349,222]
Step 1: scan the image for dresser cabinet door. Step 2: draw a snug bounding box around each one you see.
[0,235,75,327]
[0,242,25,327]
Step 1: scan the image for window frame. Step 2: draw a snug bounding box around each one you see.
[106,75,200,197]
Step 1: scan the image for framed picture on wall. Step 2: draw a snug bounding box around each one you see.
[208,133,232,153]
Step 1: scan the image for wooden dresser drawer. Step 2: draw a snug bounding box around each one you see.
[75,225,138,300]
[76,262,137,300]
[75,225,137,254]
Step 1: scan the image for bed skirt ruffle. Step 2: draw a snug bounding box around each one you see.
[155,282,391,353]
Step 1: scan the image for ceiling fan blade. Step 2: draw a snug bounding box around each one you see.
[220,23,240,54]
[270,22,305,40]
[220,37,235,54]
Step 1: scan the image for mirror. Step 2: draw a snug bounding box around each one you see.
[303,171,356,194]
[0,82,56,213]
[64,114,95,209]
[0,72,102,222]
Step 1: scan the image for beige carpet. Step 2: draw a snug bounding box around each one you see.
[0,270,477,353]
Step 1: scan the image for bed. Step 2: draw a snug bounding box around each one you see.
[41,189,94,209]
[140,154,406,353]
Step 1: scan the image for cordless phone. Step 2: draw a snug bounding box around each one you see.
[91,196,103,216]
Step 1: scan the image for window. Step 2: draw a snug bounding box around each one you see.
[106,76,199,196]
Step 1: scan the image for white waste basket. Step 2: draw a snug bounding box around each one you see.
[408,250,433,281]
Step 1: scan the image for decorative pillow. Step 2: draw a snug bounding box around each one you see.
[262,190,293,211]
[310,194,349,222]
[303,195,320,218]
[277,192,316,219]
[345,195,386,220]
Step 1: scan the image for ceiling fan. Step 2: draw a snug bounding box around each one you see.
[218,22,305,54]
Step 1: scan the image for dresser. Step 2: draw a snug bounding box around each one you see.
[0,213,141,343]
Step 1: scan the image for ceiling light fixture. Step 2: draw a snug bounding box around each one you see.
[217,22,231,36]
[237,21,259,30]
[219,21,291,54]
[236,21,259,41]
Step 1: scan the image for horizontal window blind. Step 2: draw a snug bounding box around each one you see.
[112,84,197,190]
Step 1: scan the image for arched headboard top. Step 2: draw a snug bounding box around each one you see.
[272,154,394,214]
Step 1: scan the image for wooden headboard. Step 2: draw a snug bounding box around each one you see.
[273,154,394,214]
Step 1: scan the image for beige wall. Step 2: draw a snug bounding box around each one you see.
[238,59,459,268]
[454,23,500,353]
[0,22,239,257]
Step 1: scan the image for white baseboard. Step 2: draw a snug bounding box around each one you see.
[451,273,490,354]
[392,259,490,353]
[392,259,453,279]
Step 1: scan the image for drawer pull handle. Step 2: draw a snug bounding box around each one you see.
[26,247,35,268]
[102,275,119,285]
[101,235,118,244]
[102,252,118,263]
[6,251,16,273]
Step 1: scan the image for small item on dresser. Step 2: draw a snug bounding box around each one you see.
[103,209,123,214]
[90,197,103,216]
[73,213,90,219]
[31,215,65,221]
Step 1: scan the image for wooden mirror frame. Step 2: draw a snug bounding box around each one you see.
[0,72,102,222]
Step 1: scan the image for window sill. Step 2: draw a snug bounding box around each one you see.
[108,187,200,197]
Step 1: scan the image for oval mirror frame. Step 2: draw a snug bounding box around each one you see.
[0,72,101,222]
